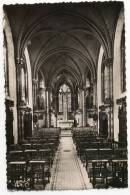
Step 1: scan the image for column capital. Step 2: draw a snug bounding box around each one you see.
[103,58,113,67]
[42,87,46,91]
[18,103,27,109]
[46,87,52,92]
[104,98,113,107]
[93,77,97,83]
[16,57,25,68]
[32,78,38,85]
[16,58,25,64]
[79,86,86,91]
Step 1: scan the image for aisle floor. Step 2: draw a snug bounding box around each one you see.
[46,134,92,190]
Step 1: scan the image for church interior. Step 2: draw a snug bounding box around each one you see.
[3,1,127,190]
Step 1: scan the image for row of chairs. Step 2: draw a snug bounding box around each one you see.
[8,148,53,166]
[86,147,127,188]
[37,127,61,137]
[7,160,49,190]
[72,128,128,188]
[7,129,61,190]
[87,159,127,188]
[72,129,98,140]
[72,129,101,158]
[72,127,96,133]
[8,142,58,152]
[76,141,127,161]
[72,127,98,145]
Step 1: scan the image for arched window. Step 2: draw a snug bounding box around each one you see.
[37,78,45,110]
[121,26,126,92]
[58,84,71,113]
[86,78,90,88]
[101,55,109,102]
[67,87,71,112]
[59,88,63,112]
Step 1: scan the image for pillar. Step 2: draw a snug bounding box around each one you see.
[103,58,113,140]
[39,79,46,110]
[63,93,68,121]
[45,87,51,127]
[93,78,97,107]
[53,94,58,127]
[16,58,26,142]
[32,78,38,110]
[81,89,85,127]
[16,58,26,105]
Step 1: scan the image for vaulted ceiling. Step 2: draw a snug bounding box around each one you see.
[4,2,123,89]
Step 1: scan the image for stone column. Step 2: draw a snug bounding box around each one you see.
[78,89,82,110]
[53,94,58,127]
[42,87,46,109]
[71,94,75,112]
[93,78,97,107]
[25,71,29,104]
[45,87,51,127]
[32,78,38,110]
[103,58,113,100]
[16,58,26,105]
[104,65,109,99]
[63,93,68,121]
[78,90,81,109]
[81,89,85,127]
[39,79,46,110]
[16,58,26,142]
[103,58,113,140]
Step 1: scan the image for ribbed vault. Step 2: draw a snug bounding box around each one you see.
[4,2,123,89]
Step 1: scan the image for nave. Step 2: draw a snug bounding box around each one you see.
[3,1,127,190]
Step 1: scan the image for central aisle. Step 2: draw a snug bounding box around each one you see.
[46,133,92,190]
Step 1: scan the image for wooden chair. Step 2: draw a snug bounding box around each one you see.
[99,142,112,149]
[7,161,28,190]
[29,160,46,189]
[24,149,38,161]
[21,143,32,150]
[111,160,128,188]
[8,150,24,162]
[38,149,52,181]
[99,148,113,160]
[85,149,99,169]
[113,148,127,160]
[8,144,21,152]
[32,143,42,150]
[90,160,112,189]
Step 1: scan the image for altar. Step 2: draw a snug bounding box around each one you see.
[57,120,74,129]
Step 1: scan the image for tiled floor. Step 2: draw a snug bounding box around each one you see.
[46,132,92,190]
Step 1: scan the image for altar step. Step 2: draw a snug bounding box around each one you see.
[61,130,72,137]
